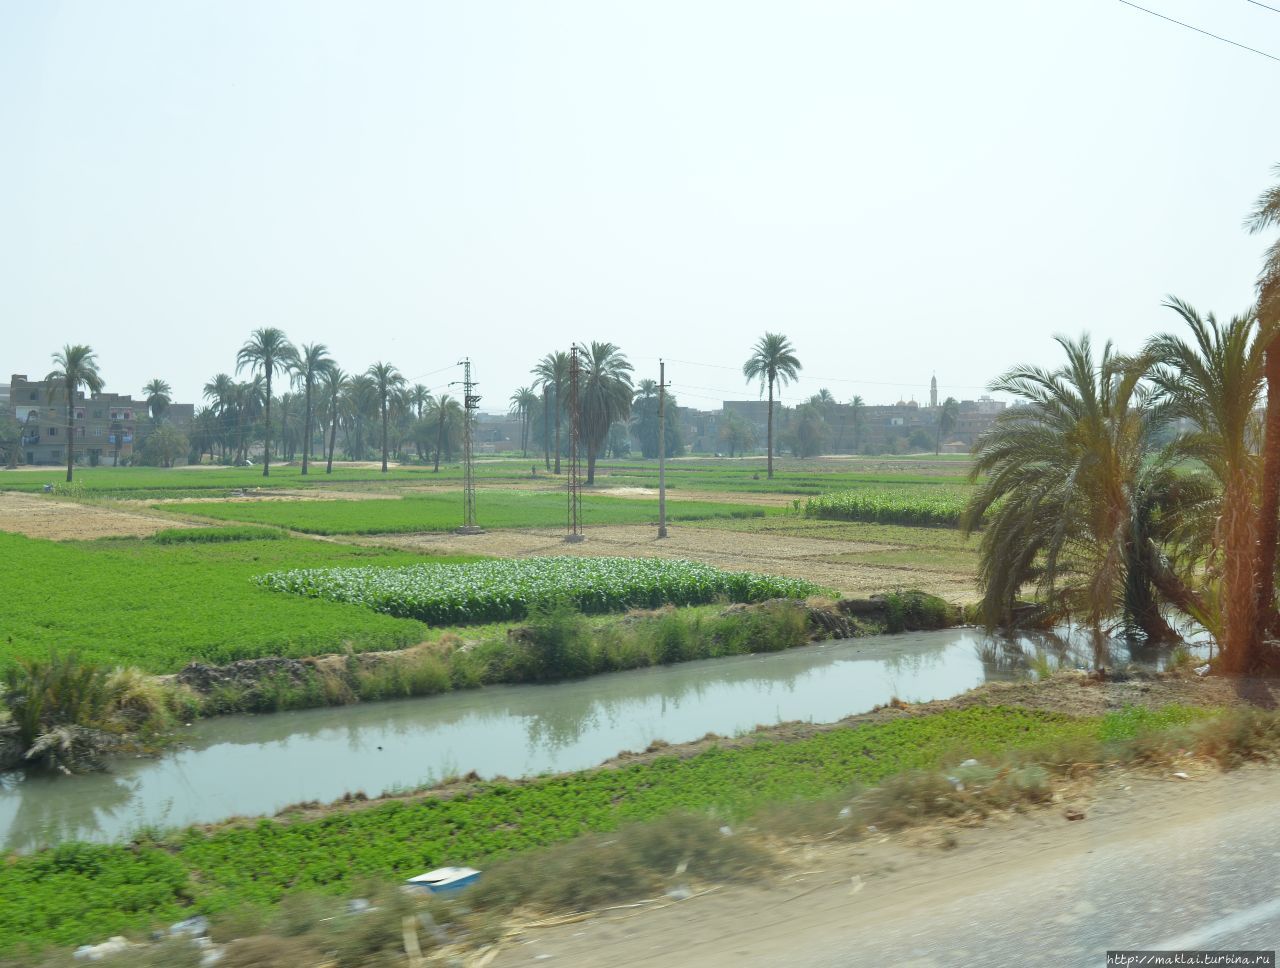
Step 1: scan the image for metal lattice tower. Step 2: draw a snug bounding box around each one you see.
[454,358,484,535]
[565,343,585,543]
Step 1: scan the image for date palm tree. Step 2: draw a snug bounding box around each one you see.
[532,351,570,474]
[142,379,171,424]
[44,345,104,482]
[935,397,959,455]
[320,367,349,473]
[236,328,296,476]
[203,373,235,461]
[849,394,866,454]
[578,342,633,484]
[426,394,462,472]
[964,335,1201,640]
[408,383,431,420]
[743,333,801,479]
[1145,297,1277,670]
[291,343,333,475]
[366,362,405,472]
[1246,166,1280,634]
[509,386,539,457]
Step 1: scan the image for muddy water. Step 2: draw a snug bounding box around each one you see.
[0,628,1197,850]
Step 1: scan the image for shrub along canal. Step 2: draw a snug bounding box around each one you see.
[0,626,1199,850]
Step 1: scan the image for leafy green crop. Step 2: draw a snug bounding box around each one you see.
[804,487,971,527]
[0,533,478,672]
[257,556,823,625]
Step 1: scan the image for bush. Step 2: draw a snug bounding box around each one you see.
[881,590,952,633]
[515,601,594,681]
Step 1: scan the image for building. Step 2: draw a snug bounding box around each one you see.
[9,373,195,467]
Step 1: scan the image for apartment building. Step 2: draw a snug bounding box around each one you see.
[9,373,192,467]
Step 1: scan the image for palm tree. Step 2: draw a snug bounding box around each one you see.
[426,394,463,472]
[291,344,333,475]
[1145,298,1276,670]
[320,367,349,473]
[509,386,539,457]
[230,378,264,465]
[578,342,634,484]
[963,335,1201,640]
[366,362,405,472]
[236,328,296,476]
[849,395,866,454]
[1246,167,1280,634]
[742,333,801,479]
[532,351,570,474]
[44,345,104,482]
[203,373,235,461]
[935,397,960,455]
[341,374,379,461]
[142,379,171,424]
[408,383,431,420]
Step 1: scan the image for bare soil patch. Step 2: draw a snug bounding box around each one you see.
[0,491,188,540]
[368,524,978,601]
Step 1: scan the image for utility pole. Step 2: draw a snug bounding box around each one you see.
[453,358,483,535]
[657,359,668,539]
[565,344,584,543]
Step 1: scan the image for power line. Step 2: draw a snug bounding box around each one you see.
[1242,0,1280,15]
[1115,0,1280,62]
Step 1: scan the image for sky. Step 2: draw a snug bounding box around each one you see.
[2,0,1280,414]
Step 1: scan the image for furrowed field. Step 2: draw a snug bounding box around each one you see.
[162,490,770,535]
[0,532,479,672]
[0,705,1199,953]
[258,556,822,624]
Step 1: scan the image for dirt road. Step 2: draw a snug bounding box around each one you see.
[492,765,1280,967]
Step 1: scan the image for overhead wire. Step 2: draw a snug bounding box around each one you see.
[1115,0,1280,62]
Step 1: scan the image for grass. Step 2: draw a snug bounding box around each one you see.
[0,704,1204,953]
[161,490,771,535]
[0,533,479,673]
[151,525,287,544]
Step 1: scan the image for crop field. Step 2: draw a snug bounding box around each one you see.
[162,490,770,535]
[258,556,823,625]
[0,532,481,673]
[802,487,972,527]
[0,705,1199,952]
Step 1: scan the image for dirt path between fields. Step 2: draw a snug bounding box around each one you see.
[366,524,978,601]
[0,491,189,540]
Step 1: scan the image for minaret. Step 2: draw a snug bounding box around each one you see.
[930,373,938,409]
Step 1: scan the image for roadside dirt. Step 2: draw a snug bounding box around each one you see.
[0,491,188,540]
[486,762,1280,968]
[367,524,977,601]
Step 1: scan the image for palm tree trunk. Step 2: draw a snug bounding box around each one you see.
[380,400,389,473]
[302,384,313,475]
[587,450,596,485]
[543,391,551,470]
[1256,342,1280,635]
[434,416,444,473]
[65,386,74,483]
[766,379,774,480]
[262,374,272,477]
[327,416,337,473]
[1221,472,1260,671]
[552,399,563,473]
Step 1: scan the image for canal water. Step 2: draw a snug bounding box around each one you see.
[0,627,1198,850]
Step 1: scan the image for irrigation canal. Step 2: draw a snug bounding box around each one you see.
[0,627,1198,850]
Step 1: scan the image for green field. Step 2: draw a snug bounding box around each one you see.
[0,705,1196,952]
[162,490,771,535]
[0,533,480,673]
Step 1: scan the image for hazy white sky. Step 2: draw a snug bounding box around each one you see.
[2,0,1279,413]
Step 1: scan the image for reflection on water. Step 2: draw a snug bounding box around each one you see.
[0,626,1199,850]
